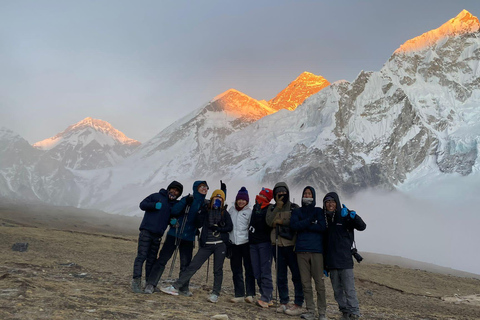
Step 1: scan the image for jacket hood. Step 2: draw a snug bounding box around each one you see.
[193,180,208,200]
[166,180,183,197]
[301,186,316,207]
[323,191,341,214]
[273,182,290,204]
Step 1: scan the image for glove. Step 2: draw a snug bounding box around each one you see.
[341,204,348,217]
[349,210,356,219]
[185,194,194,206]
[155,202,162,210]
[170,218,178,226]
[323,270,329,277]
[220,180,227,194]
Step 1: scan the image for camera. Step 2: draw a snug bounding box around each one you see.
[351,248,363,263]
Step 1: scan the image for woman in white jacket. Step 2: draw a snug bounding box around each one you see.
[228,187,255,303]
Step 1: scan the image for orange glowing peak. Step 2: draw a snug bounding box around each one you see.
[395,10,480,54]
[268,72,330,111]
[209,89,277,121]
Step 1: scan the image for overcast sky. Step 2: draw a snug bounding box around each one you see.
[1,0,479,143]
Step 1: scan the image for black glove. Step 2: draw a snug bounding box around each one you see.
[185,194,194,206]
[220,180,226,194]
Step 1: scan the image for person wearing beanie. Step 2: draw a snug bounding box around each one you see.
[323,192,366,320]
[162,185,233,304]
[249,187,274,308]
[228,187,255,303]
[265,182,305,316]
[131,180,183,293]
[144,180,208,295]
[290,186,327,320]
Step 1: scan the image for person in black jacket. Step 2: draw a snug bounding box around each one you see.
[161,189,233,303]
[131,180,183,293]
[290,186,327,320]
[323,192,366,320]
[248,187,274,308]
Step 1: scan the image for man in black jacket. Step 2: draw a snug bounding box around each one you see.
[131,181,183,293]
[323,192,366,320]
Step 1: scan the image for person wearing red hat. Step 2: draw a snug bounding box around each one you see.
[228,187,255,303]
[249,187,274,308]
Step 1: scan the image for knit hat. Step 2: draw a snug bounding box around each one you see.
[259,187,273,202]
[235,187,249,203]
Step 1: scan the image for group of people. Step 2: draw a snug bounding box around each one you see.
[131,180,366,320]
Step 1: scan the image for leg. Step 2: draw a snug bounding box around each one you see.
[330,269,348,314]
[258,242,273,302]
[175,245,213,289]
[178,240,194,292]
[340,269,360,316]
[230,244,245,297]
[311,253,326,316]
[241,243,256,297]
[274,245,289,304]
[284,246,304,306]
[145,235,161,279]
[146,234,176,286]
[211,243,227,296]
[297,252,314,311]
[133,230,153,279]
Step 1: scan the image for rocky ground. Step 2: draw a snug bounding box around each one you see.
[1,204,479,320]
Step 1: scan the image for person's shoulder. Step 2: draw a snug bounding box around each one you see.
[290,203,300,210]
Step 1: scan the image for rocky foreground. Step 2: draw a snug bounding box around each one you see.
[0,204,479,319]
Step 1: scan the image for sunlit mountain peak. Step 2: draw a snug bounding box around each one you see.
[33,117,140,150]
[268,71,330,111]
[395,9,480,54]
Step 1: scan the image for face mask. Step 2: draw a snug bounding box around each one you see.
[213,198,222,209]
[302,198,314,206]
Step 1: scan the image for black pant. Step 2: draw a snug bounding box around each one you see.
[147,234,194,291]
[133,229,161,279]
[175,243,226,296]
[230,243,256,297]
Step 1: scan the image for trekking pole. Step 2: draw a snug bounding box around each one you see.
[168,204,190,278]
[275,224,279,312]
[206,256,210,283]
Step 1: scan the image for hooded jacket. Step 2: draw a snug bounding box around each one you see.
[248,202,272,244]
[323,192,366,269]
[290,186,326,253]
[196,205,233,247]
[139,188,179,235]
[265,182,299,247]
[168,180,208,242]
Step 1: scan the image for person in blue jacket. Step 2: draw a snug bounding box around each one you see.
[290,186,327,320]
[144,180,209,295]
[323,192,366,320]
[131,180,183,293]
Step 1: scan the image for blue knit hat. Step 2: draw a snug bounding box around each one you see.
[236,187,249,203]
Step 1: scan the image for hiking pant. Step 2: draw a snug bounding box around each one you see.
[330,268,360,316]
[146,234,194,292]
[297,252,327,315]
[272,245,304,306]
[175,242,226,296]
[250,242,273,303]
[230,243,256,298]
[132,229,161,279]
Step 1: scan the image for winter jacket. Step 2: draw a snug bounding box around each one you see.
[139,188,177,236]
[323,192,366,270]
[229,205,252,245]
[196,206,233,247]
[290,186,326,253]
[265,182,299,247]
[248,203,271,244]
[167,180,208,242]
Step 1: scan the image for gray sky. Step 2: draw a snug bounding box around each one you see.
[1,0,479,143]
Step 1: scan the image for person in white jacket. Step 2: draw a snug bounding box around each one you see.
[228,187,255,303]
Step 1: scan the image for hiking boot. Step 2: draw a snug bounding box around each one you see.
[268,300,274,306]
[230,297,244,303]
[244,295,254,303]
[131,278,142,293]
[144,284,155,294]
[276,304,287,313]
[178,290,193,297]
[318,314,328,320]
[256,300,269,308]
[160,285,179,296]
[208,293,219,303]
[300,312,316,319]
[285,304,305,316]
[340,313,350,320]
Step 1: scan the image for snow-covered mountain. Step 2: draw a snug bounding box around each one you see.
[33,117,140,170]
[1,10,479,215]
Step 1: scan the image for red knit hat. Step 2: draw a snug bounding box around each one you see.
[259,187,273,202]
